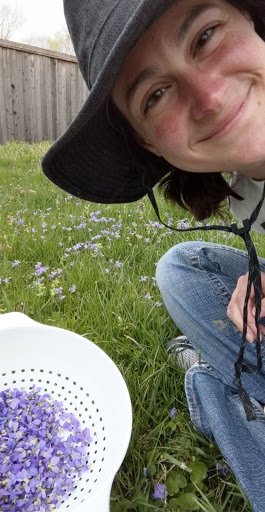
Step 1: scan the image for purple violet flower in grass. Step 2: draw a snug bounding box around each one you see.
[216,463,230,476]
[35,262,49,275]
[153,483,168,500]
[56,287,65,300]
[12,260,21,268]
[170,407,178,418]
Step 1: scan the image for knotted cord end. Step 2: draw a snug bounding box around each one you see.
[231,219,251,235]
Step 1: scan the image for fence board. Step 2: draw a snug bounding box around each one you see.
[0,39,89,144]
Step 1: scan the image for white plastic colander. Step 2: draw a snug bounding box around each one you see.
[0,312,132,512]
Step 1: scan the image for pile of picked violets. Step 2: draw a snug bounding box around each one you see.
[0,386,92,511]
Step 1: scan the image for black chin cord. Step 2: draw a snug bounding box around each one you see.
[145,178,265,420]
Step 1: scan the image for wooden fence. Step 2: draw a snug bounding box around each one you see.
[0,39,89,144]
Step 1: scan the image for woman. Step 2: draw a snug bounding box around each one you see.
[42,1,265,510]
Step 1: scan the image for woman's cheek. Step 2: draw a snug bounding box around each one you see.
[153,113,185,153]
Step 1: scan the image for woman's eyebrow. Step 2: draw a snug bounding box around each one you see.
[126,67,157,110]
[177,3,218,45]
[125,3,218,110]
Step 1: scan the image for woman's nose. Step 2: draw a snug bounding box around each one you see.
[183,69,227,120]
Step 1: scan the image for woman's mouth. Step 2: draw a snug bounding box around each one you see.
[200,88,250,142]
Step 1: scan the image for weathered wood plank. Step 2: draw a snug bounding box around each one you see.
[0,40,89,144]
[0,38,77,62]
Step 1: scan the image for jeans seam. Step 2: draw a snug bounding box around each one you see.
[185,369,204,433]
[188,252,232,305]
[185,366,214,436]
[187,246,265,307]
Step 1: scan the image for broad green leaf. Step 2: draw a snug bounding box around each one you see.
[167,471,188,490]
[146,463,156,477]
[189,461,208,484]
[172,493,200,511]
[169,498,181,510]
[168,420,177,431]
[166,475,179,495]
[174,473,188,489]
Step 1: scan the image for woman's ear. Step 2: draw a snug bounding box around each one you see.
[134,132,162,157]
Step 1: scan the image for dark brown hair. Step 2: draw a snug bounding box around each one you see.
[109,0,265,221]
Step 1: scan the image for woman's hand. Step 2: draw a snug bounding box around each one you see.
[227,272,265,342]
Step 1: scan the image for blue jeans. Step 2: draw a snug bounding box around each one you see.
[156,242,265,512]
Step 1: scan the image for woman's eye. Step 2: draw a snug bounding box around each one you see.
[195,25,218,51]
[144,88,165,114]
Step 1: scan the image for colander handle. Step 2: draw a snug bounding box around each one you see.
[0,312,38,330]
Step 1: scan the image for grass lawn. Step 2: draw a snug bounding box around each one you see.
[1,141,264,511]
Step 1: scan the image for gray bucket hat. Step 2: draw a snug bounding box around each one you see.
[42,0,178,204]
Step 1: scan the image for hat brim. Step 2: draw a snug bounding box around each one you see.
[42,0,177,204]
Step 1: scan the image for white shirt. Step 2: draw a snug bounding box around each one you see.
[229,174,265,234]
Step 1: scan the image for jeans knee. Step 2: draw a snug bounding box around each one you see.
[156,241,200,290]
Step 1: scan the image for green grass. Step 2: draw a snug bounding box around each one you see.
[1,141,264,511]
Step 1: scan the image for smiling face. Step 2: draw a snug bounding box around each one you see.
[112,0,265,179]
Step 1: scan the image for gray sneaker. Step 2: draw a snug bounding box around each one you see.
[166,335,198,369]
